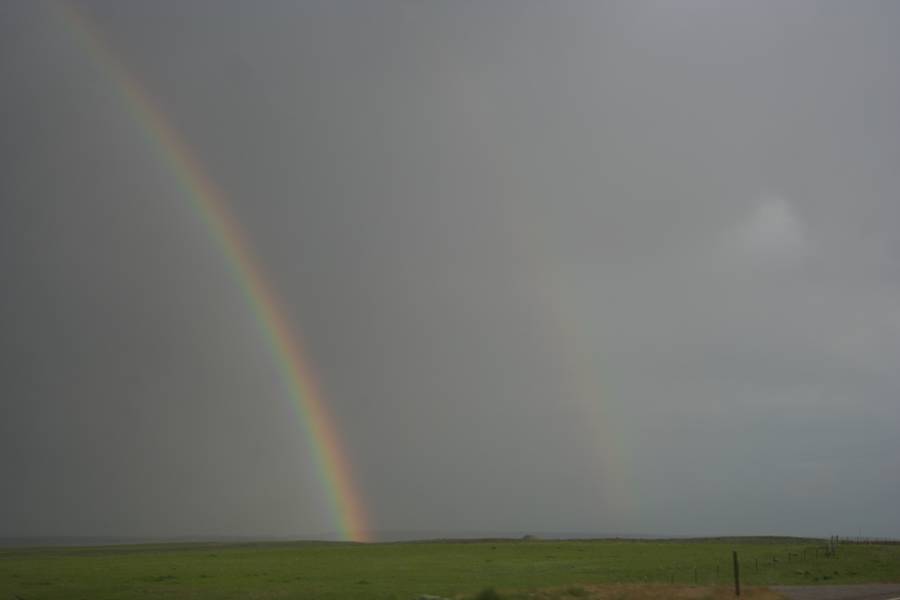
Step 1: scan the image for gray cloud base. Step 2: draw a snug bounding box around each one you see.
[2,0,899,540]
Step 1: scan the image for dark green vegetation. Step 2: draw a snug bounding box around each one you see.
[1,538,898,599]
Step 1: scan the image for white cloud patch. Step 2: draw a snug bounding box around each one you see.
[731,196,812,262]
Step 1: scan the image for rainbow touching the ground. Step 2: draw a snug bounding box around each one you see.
[57,2,370,543]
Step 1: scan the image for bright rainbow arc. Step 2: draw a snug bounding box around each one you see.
[57,2,370,543]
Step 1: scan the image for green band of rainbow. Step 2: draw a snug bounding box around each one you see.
[57,2,370,543]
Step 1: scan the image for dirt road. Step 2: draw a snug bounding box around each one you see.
[773,584,900,600]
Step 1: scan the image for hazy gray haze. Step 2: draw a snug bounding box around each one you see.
[2,0,900,541]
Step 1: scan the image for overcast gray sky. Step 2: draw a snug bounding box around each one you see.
[2,0,900,541]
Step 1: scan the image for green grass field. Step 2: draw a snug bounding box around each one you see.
[2,538,898,599]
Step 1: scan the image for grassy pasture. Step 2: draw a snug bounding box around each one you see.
[1,538,899,599]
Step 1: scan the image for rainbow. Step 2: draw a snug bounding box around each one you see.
[56,2,370,542]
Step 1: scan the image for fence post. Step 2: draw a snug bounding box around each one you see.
[733,550,741,597]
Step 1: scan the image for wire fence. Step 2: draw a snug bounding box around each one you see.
[581,536,900,587]
[842,536,900,545]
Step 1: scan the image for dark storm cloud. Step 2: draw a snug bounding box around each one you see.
[2,0,899,540]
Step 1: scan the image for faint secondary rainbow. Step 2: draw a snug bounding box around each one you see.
[57,2,370,542]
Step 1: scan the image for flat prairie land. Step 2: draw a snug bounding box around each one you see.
[1,538,898,599]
